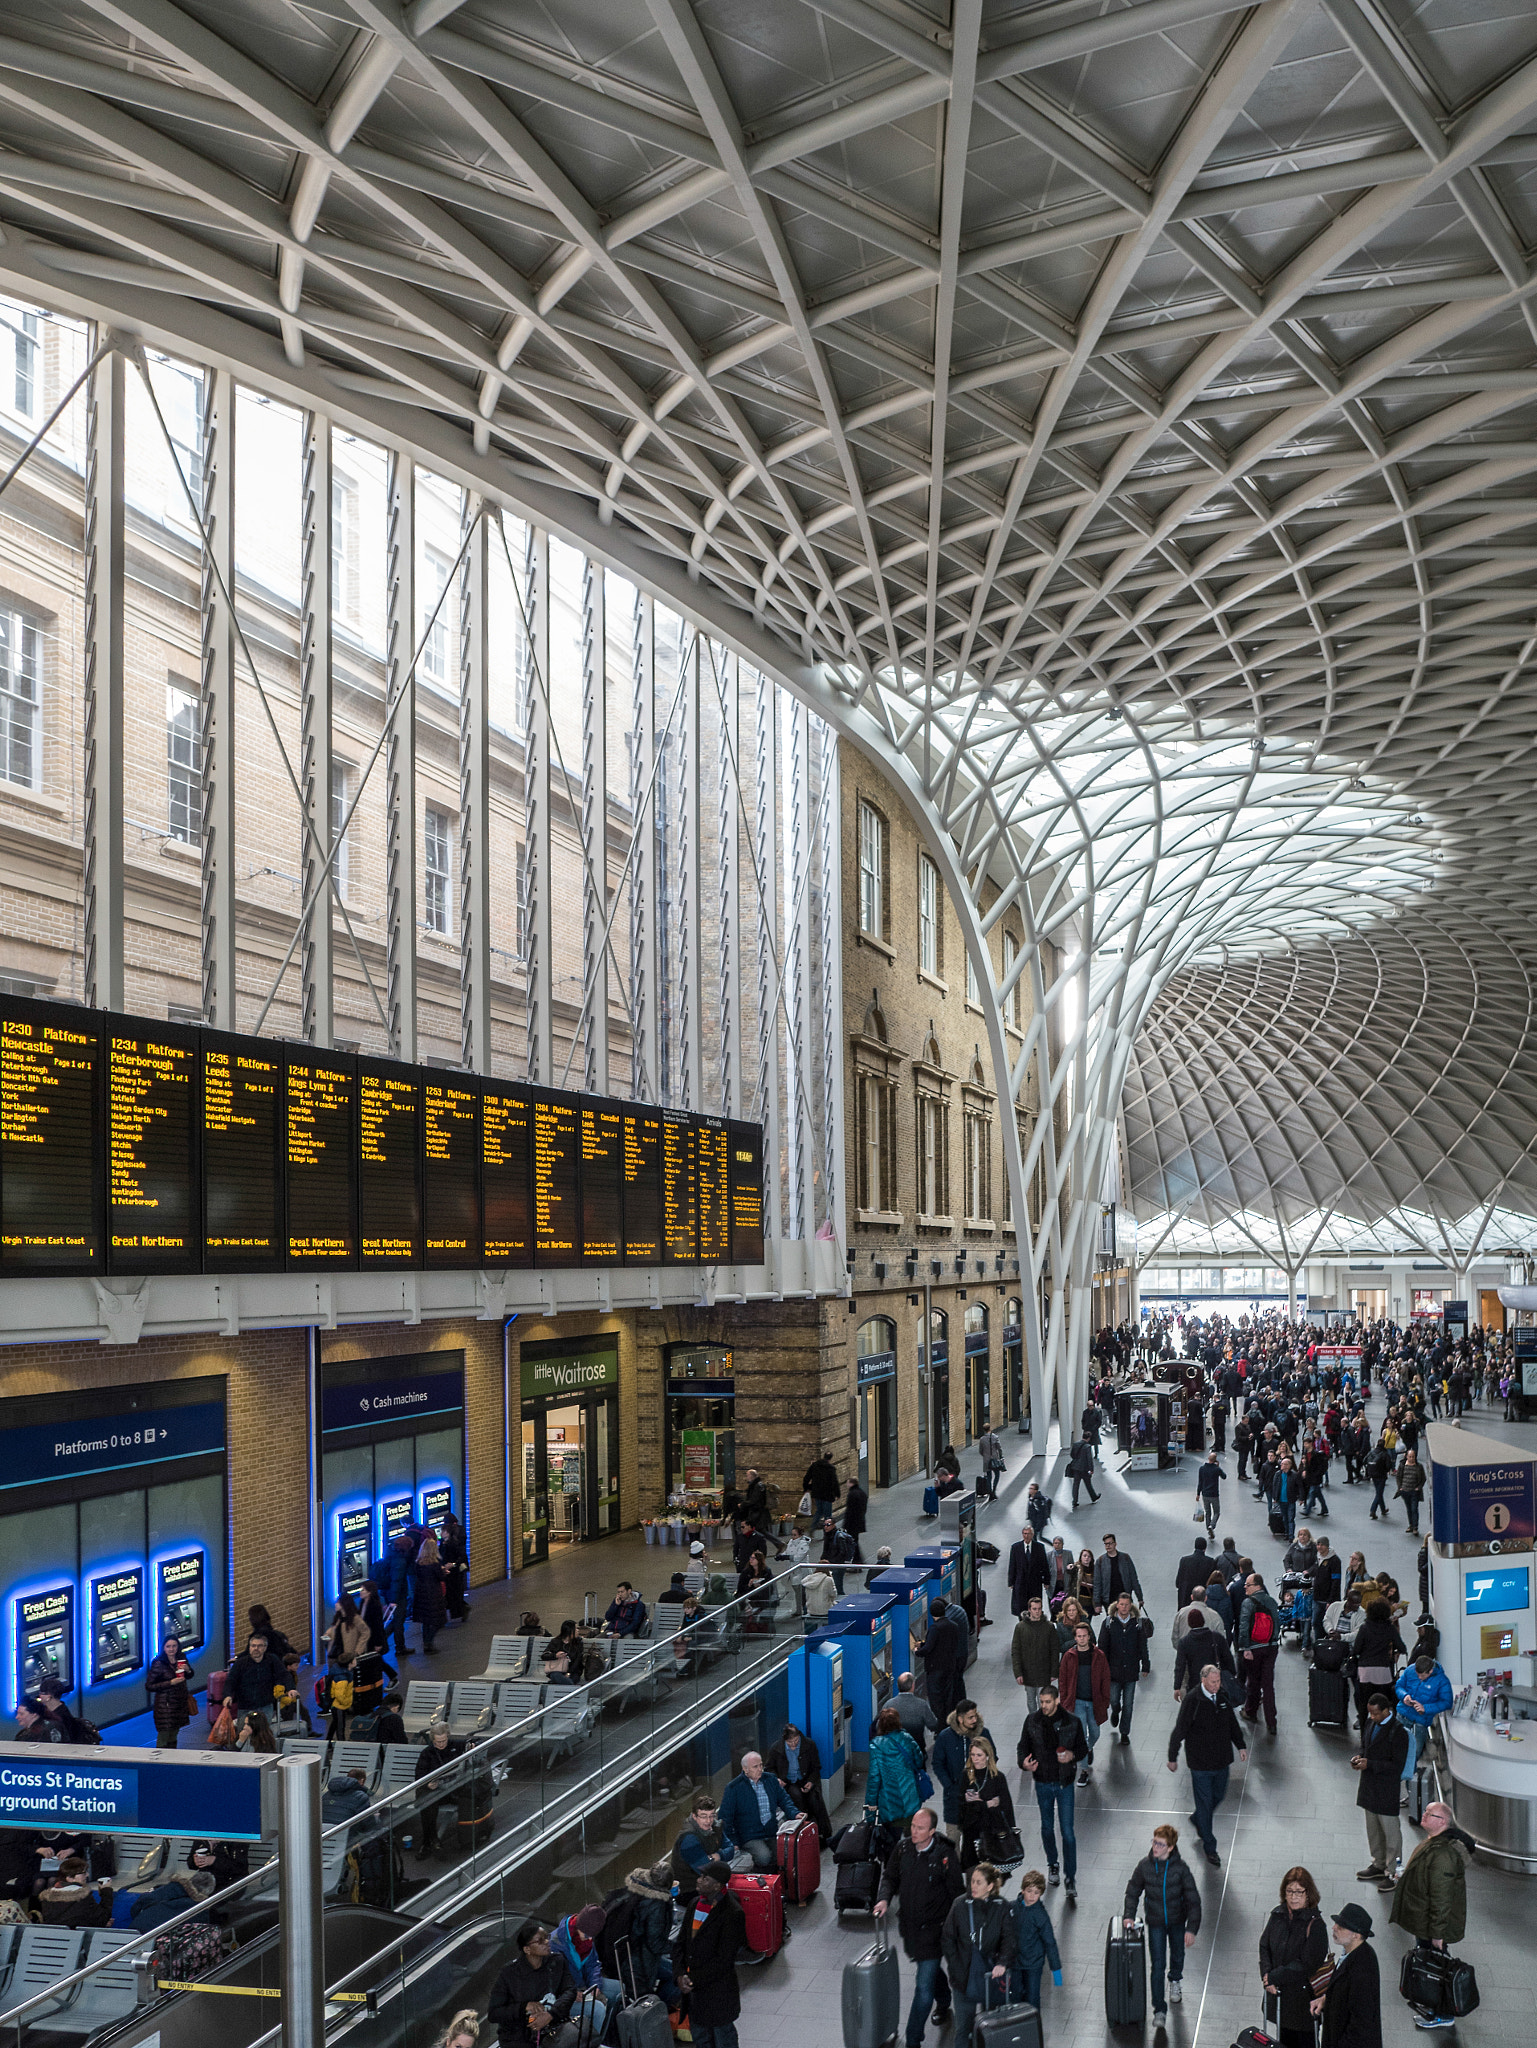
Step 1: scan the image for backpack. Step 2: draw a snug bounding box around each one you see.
[1250,1608,1274,1646]
[595,1887,640,1975]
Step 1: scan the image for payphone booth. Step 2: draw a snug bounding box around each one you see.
[1117,1384,1180,1470]
[828,1592,896,1758]
[870,1568,933,1682]
[789,1626,849,1810]
[333,1503,374,1603]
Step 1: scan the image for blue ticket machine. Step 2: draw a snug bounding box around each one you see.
[828,1592,896,1758]
[870,1568,933,1682]
[905,1545,975,1667]
[789,1624,849,1810]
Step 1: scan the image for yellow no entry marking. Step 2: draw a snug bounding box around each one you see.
[156,1981,374,2005]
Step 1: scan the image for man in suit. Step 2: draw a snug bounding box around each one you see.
[1008,1526,1051,1616]
[1312,1903,1381,2048]
[1175,1537,1211,1610]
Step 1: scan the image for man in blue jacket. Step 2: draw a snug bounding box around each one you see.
[1395,1654,1453,1785]
[718,1751,796,1868]
[375,1536,413,1659]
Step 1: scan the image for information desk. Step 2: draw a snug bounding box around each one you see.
[1444,1713,1537,1870]
[0,1743,276,1840]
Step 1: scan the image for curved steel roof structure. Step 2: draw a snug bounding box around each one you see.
[2,0,1537,1402]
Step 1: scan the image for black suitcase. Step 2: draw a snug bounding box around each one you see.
[1105,1917,1145,2025]
[833,1812,878,1864]
[1307,1665,1349,1727]
[1312,1633,1347,1673]
[834,1857,882,1916]
[1400,1945,1479,2018]
[1268,1504,1287,1536]
[975,1996,1042,2048]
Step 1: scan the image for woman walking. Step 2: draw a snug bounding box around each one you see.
[1260,1867,1329,2048]
[413,1535,448,1655]
[957,1736,1017,1873]
[942,1863,1017,2044]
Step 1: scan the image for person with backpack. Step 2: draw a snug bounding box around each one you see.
[600,1864,679,2013]
[1123,1824,1202,2025]
[1238,1573,1283,1734]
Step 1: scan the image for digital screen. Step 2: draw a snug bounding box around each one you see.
[482,1082,532,1265]
[727,1119,765,1264]
[424,1079,478,1266]
[533,1092,580,1263]
[202,1035,282,1269]
[1465,1566,1530,1616]
[286,1050,356,1265]
[357,1059,422,1266]
[14,1585,73,1708]
[107,1019,199,1272]
[380,1496,414,1547]
[580,1103,624,1264]
[621,1105,662,1262]
[335,1505,373,1601]
[156,1551,205,1655]
[0,1001,102,1273]
[420,1482,452,1534]
[89,1567,143,1685]
[662,1113,696,1262]
[696,1117,729,1262]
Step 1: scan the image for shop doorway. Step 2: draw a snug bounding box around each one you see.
[856,1317,898,1489]
[927,1309,950,1464]
[1005,1299,1024,1429]
[964,1303,990,1441]
[519,1338,622,1566]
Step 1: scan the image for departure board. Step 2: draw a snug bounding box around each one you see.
[727,1118,765,1265]
[533,1091,581,1264]
[661,1112,696,1263]
[202,1035,282,1269]
[424,1078,479,1267]
[285,1050,356,1266]
[482,1081,532,1265]
[0,1000,102,1273]
[696,1116,730,1263]
[621,1105,662,1262]
[580,1102,624,1264]
[106,1018,199,1272]
[357,1059,421,1266]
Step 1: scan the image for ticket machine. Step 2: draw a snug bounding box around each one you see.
[905,1544,975,1666]
[789,1624,849,1810]
[870,1567,933,1682]
[827,1591,896,1758]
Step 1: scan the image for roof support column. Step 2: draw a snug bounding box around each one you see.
[629,592,659,1102]
[385,450,417,1062]
[679,634,702,1112]
[523,524,553,1084]
[82,340,125,1014]
[717,651,741,1118]
[783,694,815,1242]
[458,496,492,1073]
[818,715,847,1265]
[299,411,333,1047]
[580,552,609,1095]
[753,669,781,1245]
[199,367,238,1031]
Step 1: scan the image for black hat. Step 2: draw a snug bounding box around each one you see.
[1331,1903,1374,1937]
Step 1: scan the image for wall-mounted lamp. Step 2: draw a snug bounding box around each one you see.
[954,1253,966,1275]
[905,1252,919,1280]
[873,1261,887,1281]
[930,1259,943,1279]
[846,1251,857,1272]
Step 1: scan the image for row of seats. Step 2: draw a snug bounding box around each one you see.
[0,1925,139,2034]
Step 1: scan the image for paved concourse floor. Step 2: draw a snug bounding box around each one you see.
[731,1397,1531,2048]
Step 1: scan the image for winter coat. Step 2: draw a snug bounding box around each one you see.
[878,1834,965,1959]
[551,1915,602,1993]
[802,1458,839,1502]
[328,1613,370,1666]
[719,1768,796,1845]
[1174,1551,1214,1609]
[1098,1614,1151,1685]
[1260,1904,1329,2031]
[1350,1615,1406,1683]
[225,1648,288,1711]
[958,1768,1016,1868]
[1010,1616,1060,1689]
[1319,1938,1382,2048]
[672,1891,745,2029]
[1173,1625,1233,1696]
[146,1651,192,1734]
[670,1816,735,1899]
[1355,1717,1409,1814]
[1238,1589,1283,1652]
[867,1730,926,1825]
[1395,1663,1453,1729]
[1195,1460,1226,1499]
[1011,1896,1062,1973]
[1167,1682,1244,1772]
[321,1773,371,1825]
[941,1894,1017,1998]
[1017,1705,1086,1785]
[1124,1850,1202,1934]
[1055,1643,1111,1724]
[1202,1580,1235,1634]
[1394,1462,1426,1502]
[889,1692,939,1757]
[488,1950,576,2048]
[35,1879,113,1928]
[376,1541,412,1611]
[1092,1550,1143,1611]
[844,1483,869,1536]
[933,1714,991,1824]
[411,1560,447,1632]
[922,1615,967,1721]
[1389,1830,1470,1943]
[742,1476,772,1532]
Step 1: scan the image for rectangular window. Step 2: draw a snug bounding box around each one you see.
[858,800,884,938]
[330,762,350,895]
[330,471,358,624]
[964,1112,990,1222]
[422,546,451,686]
[1003,932,1019,1029]
[0,609,41,788]
[515,839,528,962]
[13,309,38,418]
[166,683,202,845]
[918,855,939,976]
[918,1096,948,1217]
[966,951,980,1006]
[857,1076,897,1212]
[424,804,451,934]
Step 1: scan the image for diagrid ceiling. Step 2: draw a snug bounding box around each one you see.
[2,0,1537,1240]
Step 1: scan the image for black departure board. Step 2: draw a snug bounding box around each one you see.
[0,994,766,1276]
[424,1077,479,1267]
[106,1017,199,1272]
[0,1000,102,1273]
[580,1102,624,1264]
[727,1118,765,1265]
[696,1116,729,1263]
[621,1105,662,1262]
[285,1049,356,1266]
[358,1058,422,1266]
[533,1092,581,1263]
[482,1081,532,1265]
[661,1112,696,1263]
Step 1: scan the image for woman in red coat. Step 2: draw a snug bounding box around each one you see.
[1055,1622,1111,1785]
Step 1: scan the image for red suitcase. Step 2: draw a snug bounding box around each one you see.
[728,1871,786,1959]
[776,1814,821,1904]
[205,1669,227,1725]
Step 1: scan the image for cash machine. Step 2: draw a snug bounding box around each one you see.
[788,1623,849,1810]
[870,1567,932,1682]
[827,1591,896,1759]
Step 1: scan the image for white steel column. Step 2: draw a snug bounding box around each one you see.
[629,591,659,1102]
[199,367,238,1031]
[580,553,609,1096]
[385,450,417,1062]
[458,496,492,1073]
[679,635,703,1112]
[524,525,553,1084]
[818,717,846,1259]
[783,694,814,1242]
[753,668,781,1241]
[717,651,741,1117]
[82,342,125,1014]
[299,412,333,1047]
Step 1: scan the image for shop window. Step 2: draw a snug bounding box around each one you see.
[0,607,41,789]
[424,804,451,933]
[858,798,888,939]
[664,1343,735,1509]
[918,854,941,975]
[166,682,202,845]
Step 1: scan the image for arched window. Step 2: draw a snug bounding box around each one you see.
[858,1315,897,1358]
[964,1301,989,1340]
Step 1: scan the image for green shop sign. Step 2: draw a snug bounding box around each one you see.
[520,1343,620,1403]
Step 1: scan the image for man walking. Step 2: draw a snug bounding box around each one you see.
[1066,1437,1099,1509]
[919,1600,966,1724]
[1195,1450,1227,1534]
[1174,1536,1211,1611]
[1099,1592,1151,1745]
[1018,1681,1087,1897]
[874,1809,964,2048]
[1008,1525,1050,1616]
[1238,1572,1283,1735]
[1167,1663,1247,1868]
[1352,1693,1409,1892]
[1010,1595,1059,1716]
[1123,1824,1202,2024]
[1093,1534,1144,1616]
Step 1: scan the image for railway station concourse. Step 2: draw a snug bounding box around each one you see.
[0,1,1533,2044]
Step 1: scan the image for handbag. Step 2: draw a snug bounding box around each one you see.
[797,1491,812,1515]
[1193,1509,1206,1522]
[917,1769,935,1803]
[207,1704,237,1750]
[984,1824,1024,1868]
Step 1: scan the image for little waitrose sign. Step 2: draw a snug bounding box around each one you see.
[520,1345,619,1402]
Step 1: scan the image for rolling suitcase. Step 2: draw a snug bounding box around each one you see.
[1307,1665,1350,1728]
[1400,1945,1479,2018]
[834,1810,879,1863]
[1406,1760,1429,1824]
[923,1486,940,1516]
[974,1987,1043,2048]
[834,1857,882,1916]
[1268,1503,1287,1536]
[729,1870,786,1959]
[841,1920,900,2048]
[1105,1917,1146,2025]
[615,1939,674,2048]
[777,1812,821,1904]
